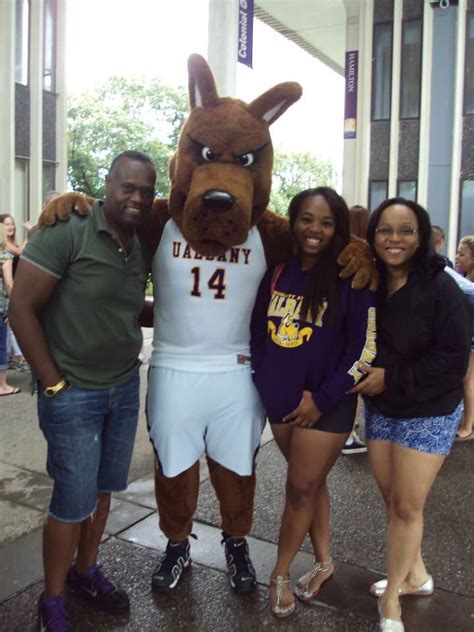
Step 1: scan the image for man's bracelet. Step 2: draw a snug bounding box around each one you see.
[43,378,69,398]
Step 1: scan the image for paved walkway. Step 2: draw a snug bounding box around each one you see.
[1,344,473,630]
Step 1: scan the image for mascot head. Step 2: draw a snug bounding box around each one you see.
[168,54,302,256]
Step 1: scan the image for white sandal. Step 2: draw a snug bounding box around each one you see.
[294,559,334,602]
[370,575,433,598]
[378,597,404,631]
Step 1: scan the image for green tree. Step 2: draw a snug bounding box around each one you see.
[68,82,336,212]
[67,77,188,199]
[270,150,337,216]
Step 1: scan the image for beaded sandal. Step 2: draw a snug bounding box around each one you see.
[294,559,334,602]
[269,575,296,618]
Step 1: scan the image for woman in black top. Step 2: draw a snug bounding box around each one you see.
[350,198,470,632]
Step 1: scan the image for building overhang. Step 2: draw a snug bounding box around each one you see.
[255,0,352,76]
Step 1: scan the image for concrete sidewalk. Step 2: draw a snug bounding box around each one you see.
[1,351,473,630]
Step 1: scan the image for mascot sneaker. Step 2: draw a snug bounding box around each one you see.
[66,564,129,612]
[151,539,191,592]
[222,533,256,593]
[38,593,71,632]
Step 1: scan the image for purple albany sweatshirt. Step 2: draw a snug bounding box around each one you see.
[250,255,376,422]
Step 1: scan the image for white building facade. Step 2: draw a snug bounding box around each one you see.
[0,0,67,238]
[210,0,474,259]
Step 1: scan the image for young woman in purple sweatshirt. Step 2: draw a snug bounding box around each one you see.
[250,187,376,618]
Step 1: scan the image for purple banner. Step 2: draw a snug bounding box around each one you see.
[237,0,253,68]
[344,50,358,139]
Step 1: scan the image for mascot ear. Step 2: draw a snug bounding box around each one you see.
[248,82,302,126]
[248,81,303,125]
[188,54,220,109]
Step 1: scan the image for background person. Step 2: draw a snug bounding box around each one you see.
[431,225,454,268]
[0,213,33,371]
[8,151,156,632]
[342,204,371,455]
[454,235,474,439]
[350,198,470,632]
[43,191,60,206]
[0,224,19,396]
[0,213,34,271]
[251,187,376,618]
[456,235,474,281]
[348,204,369,241]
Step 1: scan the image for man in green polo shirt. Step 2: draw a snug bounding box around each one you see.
[8,151,156,632]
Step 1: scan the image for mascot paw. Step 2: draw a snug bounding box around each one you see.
[39,193,94,226]
[338,238,379,291]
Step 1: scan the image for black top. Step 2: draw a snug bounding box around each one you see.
[439,254,454,269]
[370,257,471,418]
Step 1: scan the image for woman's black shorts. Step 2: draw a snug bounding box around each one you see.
[269,396,357,434]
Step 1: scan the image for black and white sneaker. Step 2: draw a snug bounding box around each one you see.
[222,533,256,593]
[151,539,191,592]
[341,435,367,455]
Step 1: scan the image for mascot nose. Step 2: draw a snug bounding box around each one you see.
[202,190,235,212]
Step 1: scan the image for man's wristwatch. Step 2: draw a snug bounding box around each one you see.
[44,379,69,398]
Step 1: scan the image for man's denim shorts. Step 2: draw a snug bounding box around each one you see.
[38,372,140,522]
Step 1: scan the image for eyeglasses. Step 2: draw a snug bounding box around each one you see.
[375,227,418,238]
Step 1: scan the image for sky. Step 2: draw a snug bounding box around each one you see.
[65,0,344,173]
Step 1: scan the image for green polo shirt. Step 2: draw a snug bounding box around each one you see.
[22,201,151,388]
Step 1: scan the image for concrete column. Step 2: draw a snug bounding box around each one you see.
[388,0,402,198]
[54,0,68,198]
[417,2,434,207]
[354,0,373,207]
[0,0,15,215]
[426,5,457,229]
[447,0,467,259]
[207,0,239,96]
[29,0,44,220]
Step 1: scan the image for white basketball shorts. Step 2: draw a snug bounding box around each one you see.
[146,366,266,477]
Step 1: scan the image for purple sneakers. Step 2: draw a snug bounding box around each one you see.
[38,594,70,632]
[66,564,129,612]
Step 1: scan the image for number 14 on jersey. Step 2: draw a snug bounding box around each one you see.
[190,267,227,300]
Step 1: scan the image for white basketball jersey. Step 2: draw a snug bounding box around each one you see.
[150,219,268,371]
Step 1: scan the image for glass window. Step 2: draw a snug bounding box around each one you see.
[43,162,56,202]
[369,181,388,211]
[465,13,474,114]
[15,159,29,228]
[397,180,417,201]
[43,0,56,91]
[372,24,393,120]
[400,21,422,119]
[15,0,29,85]
[459,180,474,237]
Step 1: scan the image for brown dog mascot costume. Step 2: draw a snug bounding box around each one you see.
[40,54,375,594]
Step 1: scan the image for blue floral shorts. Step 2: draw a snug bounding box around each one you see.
[365,401,462,456]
